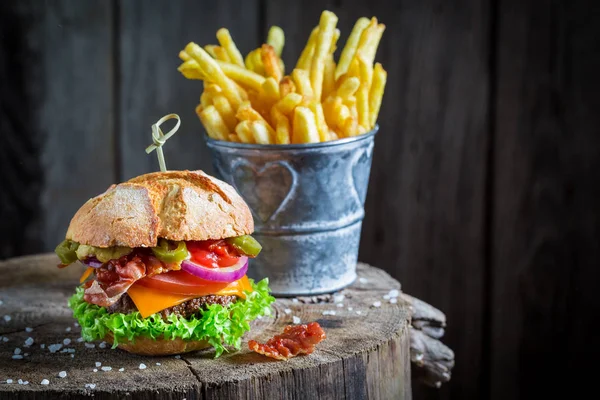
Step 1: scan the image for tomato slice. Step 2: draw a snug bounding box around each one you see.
[136,270,251,295]
[186,240,240,268]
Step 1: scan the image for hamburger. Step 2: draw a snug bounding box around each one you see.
[54,170,274,356]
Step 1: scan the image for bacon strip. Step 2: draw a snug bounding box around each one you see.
[83,254,171,308]
[248,322,326,360]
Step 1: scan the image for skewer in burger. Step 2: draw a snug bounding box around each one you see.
[55,170,274,356]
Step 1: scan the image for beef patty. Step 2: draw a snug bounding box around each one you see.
[107,293,237,319]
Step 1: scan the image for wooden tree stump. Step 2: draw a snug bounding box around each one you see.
[0,254,412,399]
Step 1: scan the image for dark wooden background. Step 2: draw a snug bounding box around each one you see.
[1,0,599,399]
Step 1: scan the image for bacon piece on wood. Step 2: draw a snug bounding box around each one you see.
[248,322,326,360]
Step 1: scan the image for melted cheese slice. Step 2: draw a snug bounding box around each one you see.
[79,267,95,283]
[127,276,252,318]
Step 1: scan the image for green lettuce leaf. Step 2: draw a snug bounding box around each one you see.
[68,278,275,357]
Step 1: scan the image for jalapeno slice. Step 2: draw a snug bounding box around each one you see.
[151,239,188,263]
[55,239,80,265]
[225,235,262,257]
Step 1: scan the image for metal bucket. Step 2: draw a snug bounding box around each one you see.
[205,126,378,296]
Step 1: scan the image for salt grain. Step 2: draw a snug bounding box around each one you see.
[12,355,23,360]
[65,327,72,332]
[17,379,23,384]
[98,341,107,349]
[0,300,3,306]
[71,354,75,358]
[390,298,397,304]
[383,294,390,300]
[118,368,124,372]
[292,298,299,303]
[156,362,161,366]
[14,348,21,355]
[6,379,13,384]
[25,327,33,333]
[85,343,95,349]
[356,311,362,315]
[48,344,62,353]
[24,337,34,347]
[63,338,71,345]
[85,383,96,389]
[95,362,101,367]
[348,307,353,311]
[333,294,345,303]
[359,277,368,284]
[93,369,98,372]
[322,310,337,316]
[292,316,301,324]
[40,379,49,385]
[388,289,400,298]
[101,366,112,372]
[283,308,292,315]
[77,337,85,343]
[40,344,45,349]
[2,336,8,342]
[24,353,29,356]
[372,301,382,308]
[139,363,147,370]
[336,303,344,308]
[74,322,79,327]
[58,371,67,378]
[3,315,11,322]
[174,355,181,359]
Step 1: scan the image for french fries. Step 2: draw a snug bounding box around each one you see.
[216,28,245,67]
[267,26,285,57]
[178,11,387,144]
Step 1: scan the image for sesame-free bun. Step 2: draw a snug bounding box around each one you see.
[66,170,253,248]
[105,333,211,356]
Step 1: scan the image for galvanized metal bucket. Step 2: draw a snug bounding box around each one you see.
[205,126,378,296]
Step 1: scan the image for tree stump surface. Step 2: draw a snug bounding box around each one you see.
[0,254,412,400]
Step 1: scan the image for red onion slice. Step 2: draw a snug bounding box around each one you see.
[180,256,248,283]
[82,257,103,269]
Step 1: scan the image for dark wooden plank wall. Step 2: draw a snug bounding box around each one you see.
[491,0,600,398]
[1,1,599,399]
[0,0,116,257]
[118,0,260,180]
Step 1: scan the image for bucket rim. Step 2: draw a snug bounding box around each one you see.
[205,125,378,151]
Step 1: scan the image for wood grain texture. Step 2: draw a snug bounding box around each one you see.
[0,0,117,257]
[38,0,117,251]
[267,1,490,399]
[491,0,600,398]
[118,0,260,180]
[0,1,44,259]
[0,254,411,399]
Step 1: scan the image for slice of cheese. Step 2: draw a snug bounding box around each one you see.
[127,276,253,318]
[79,267,95,283]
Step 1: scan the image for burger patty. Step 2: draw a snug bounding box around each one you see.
[106,293,237,319]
